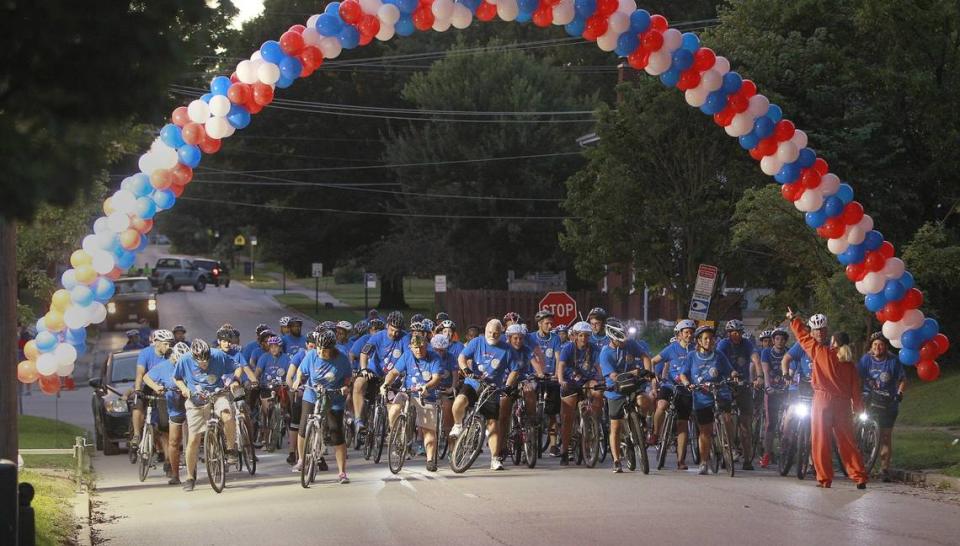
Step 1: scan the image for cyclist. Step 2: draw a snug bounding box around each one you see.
[242,324,270,365]
[131,329,174,450]
[124,329,145,351]
[857,332,905,482]
[174,339,258,491]
[282,317,306,355]
[758,330,773,351]
[279,316,291,337]
[451,319,520,471]
[586,307,609,347]
[556,320,602,466]
[502,312,522,328]
[527,311,564,456]
[256,335,290,430]
[716,319,759,470]
[439,319,465,358]
[172,324,189,345]
[291,330,352,483]
[285,331,320,464]
[656,331,695,471]
[335,321,353,355]
[353,311,408,430]
[500,323,545,457]
[600,318,655,472]
[780,322,815,438]
[554,324,569,345]
[349,320,368,349]
[651,319,696,444]
[679,325,737,475]
[420,318,435,342]
[382,335,444,471]
[430,334,459,452]
[350,318,383,370]
[216,325,256,443]
[759,327,790,468]
[464,324,481,343]
[142,341,190,484]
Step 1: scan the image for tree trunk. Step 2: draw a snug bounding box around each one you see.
[0,217,18,461]
[377,272,408,310]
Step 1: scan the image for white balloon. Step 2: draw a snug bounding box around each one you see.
[37,353,58,376]
[451,4,472,28]
[855,279,869,295]
[883,257,905,279]
[845,223,866,245]
[609,12,629,33]
[89,302,107,324]
[827,237,849,255]
[257,62,281,85]
[64,306,87,330]
[882,319,907,342]
[597,28,619,52]
[747,94,770,117]
[205,116,230,140]
[378,3,401,24]
[306,14,320,29]
[360,0,383,14]
[862,271,886,294]
[82,235,98,255]
[54,343,78,366]
[209,95,231,117]
[726,113,755,137]
[57,361,75,378]
[93,217,109,235]
[250,50,263,62]
[685,86,709,107]
[486,0,499,4]
[137,152,157,175]
[94,231,115,251]
[107,212,130,233]
[222,124,236,139]
[92,251,116,275]
[617,0,636,14]
[303,28,322,46]
[794,189,824,212]
[662,29,682,51]
[859,214,874,233]
[791,129,808,149]
[319,37,343,59]
[776,141,799,164]
[432,0,454,19]
[112,190,137,214]
[902,309,924,330]
[818,173,840,196]
[713,56,730,74]
[150,138,179,169]
[497,0,518,21]
[376,22,396,40]
[760,155,783,176]
[237,60,258,84]
[432,16,452,32]
[187,99,210,124]
[645,49,672,75]
[553,0,575,25]
[700,70,722,92]
[889,337,903,349]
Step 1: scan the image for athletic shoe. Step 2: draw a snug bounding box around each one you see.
[292,460,303,472]
[318,457,328,472]
[857,482,867,490]
[129,435,140,450]
[339,473,350,484]
[560,452,569,466]
[426,461,438,472]
[646,433,658,446]
[612,461,623,473]
[490,458,504,471]
[167,475,181,485]
[449,424,463,438]
[286,452,297,465]
[548,445,561,457]
[882,469,892,483]
[226,450,239,466]
[182,478,195,492]
[698,463,709,475]
[759,453,771,469]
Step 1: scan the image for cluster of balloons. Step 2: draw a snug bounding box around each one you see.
[33,0,949,386]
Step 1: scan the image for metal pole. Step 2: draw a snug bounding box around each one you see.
[248,240,254,281]
[364,271,369,316]
[315,277,319,316]
[282,269,286,295]
[643,284,649,325]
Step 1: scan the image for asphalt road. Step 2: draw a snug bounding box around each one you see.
[22,260,960,545]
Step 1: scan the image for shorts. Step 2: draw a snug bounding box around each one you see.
[363,374,384,402]
[461,384,500,420]
[184,396,233,437]
[694,400,731,426]
[734,385,753,416]
[542,381,561,415]
[877,407,899,429]
[671,389,693,421]
[606,396,632,420]
[299,400,345,446]
[288,390,303,431]
[392,393,438,430]
[561,381,588,398]
[132,386,157,411]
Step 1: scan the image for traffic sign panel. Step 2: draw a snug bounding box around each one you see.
[312,263,323,278]
[539,291,578,327]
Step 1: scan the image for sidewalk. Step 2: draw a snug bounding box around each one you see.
[261,272,347,307]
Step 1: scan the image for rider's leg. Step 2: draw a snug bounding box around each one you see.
[441,397,453,435]
[452,394,469,425]
[328,409,347,475]
[422,426,437,462]
[183,403,204,480]
[486,419,500,457]
[497,396,512,454]
[698,421,713,465]
[168,419,183,478]
[132,406,144,444]
[653,398,668,437]
[879,428,893,472]
[352,376,368,419]
[297,401,314,462]
[608,418,622,462]
[560,394,577,455]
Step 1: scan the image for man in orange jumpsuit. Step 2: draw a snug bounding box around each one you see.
[787,308,868,489]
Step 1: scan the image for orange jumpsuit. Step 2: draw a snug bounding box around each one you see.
[790,318,868,486]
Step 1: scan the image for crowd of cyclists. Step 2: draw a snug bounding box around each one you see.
[123,306,905,492]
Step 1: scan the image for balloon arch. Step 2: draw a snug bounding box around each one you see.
[17,0,951,392]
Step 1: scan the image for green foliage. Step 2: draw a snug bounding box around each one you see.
[892,428,960,475]
[902,222,960,353]
[897,370,960,427]
[18,414,88,448]
[19,469,76,546]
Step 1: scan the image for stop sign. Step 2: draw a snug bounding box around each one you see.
[539,292,578,327]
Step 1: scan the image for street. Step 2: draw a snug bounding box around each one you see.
[21,269,960,546]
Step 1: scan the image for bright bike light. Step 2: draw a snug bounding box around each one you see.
[107,302,117,314]
[147,299,157,311]
[792,403,809,417]
[106,399,129,413]
[859,412,869,422]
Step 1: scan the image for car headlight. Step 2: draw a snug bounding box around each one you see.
[859,412,869,422]
[107,302,116,314]
[792,403,809,417]
[147,299,157,311]
[106,399,128,413]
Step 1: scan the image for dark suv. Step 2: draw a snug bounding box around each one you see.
[192,259,231,287]
[90,350,139,455]
[105,277,159,330]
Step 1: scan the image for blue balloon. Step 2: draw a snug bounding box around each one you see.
[136,235,149,252]
[227,105,251,129]
[766,104,783,122]
[178,145,201,168]
[753,116,775,139]
[36,331,58,352]
[324,1,341,15]
[152,189,176,211]
[900,271,915,290]
[565,18,586,37]
[160,124,185,149]
[774,163,800,184]
[659,68,681,88]
[129,174,152,198]
[574,0,596,18]
[135,197,157,220]
[616,32,639,57]
[339,25,359,49]
[629,9,651,33]
[35,318,48,334]
[117,251,136,270]
[920,318,939,341]
[275,74,294,89]
[823,196,843,218]
[66,327,87,345]
[260,41,284,64]
[884,279,906,302]
[901,328,924,350]
[898,348,920,366]
[701,90,727,115]
[395,0,417,15]
[71,285,94,307]
[201,93,212,103]
[316,13,343,35]
[721,72,743,94]
[516,9,532,22]
[279,56,302,80]
[61,269,78,291]
[681,32,700,51]
[797,148,816,168]
[73,343,87,357]
[460,0,480,11]
[864,291,887,312]
[836,183,854,205]
[863,230,884,251]
[210,75,231,96]
[395,15,415,36]
[739,131,759,150]
[805,208,828,229]
[839,244,865,266]
[671,49,694,71]
[518,0,537,12]
[92,277,115,303]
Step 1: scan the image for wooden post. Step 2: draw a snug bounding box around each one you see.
[0,217,18,461]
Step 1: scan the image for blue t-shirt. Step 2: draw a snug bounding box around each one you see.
[393,351,443,402]
[447,340,465,360]
[558,342,599,384]
[240,340,260,364]
[361,330,409,376]
[858,354,903,407]
[435,350,458,389]
[787,343,813,390]
[760,347,788,382]
[247,346,266,368]
[146,361,184,418]
[716,337,757,378]
[656,341,693,380]
[136,346,167,373]
[282,334,307,356]
[256,352,290,384]
[349,334,370,362]
[174,349,239,405]
[599,344,638,400]
[590,332,609,348]
[298,350,351,410]
[335,342,354,369]
[509,343,538,380]
[527,331,563,375]
[124,340,146,351]
[680,350,734,410]
[461,337,518,390]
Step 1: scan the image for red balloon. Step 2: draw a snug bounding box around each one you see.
[800,168,821,189]
[739,80,757,98]
[813,157,829,176]
[820,219,846,239]
[199,137,221,154]
[339,0,363,24]
[246,100,264,115]
[130,217,153,235]
[150,169,173,190]
[181,122,205,145]
[677,68,701,90]
[596,0,618,15]
[171,163,193,186]
[359,33,373,46]
[280,31,305,55]
[864,251,886,272]
[641,30,663,51]
[39,374,60,395]
[627,47,651,70]
[170,184,185,198]
[299,46,323,72]
[916,360,940,382]
[412,6,434,30]
[532,6,553,27]
[845,263,866,282]
[288,24,306,34]
[932,333,950,355]
[583,15,608,41]
[253,83,274,106]
[878,241,895,260]
[476,1,497,21]
[875,309,888,323]
[649,14,668,32]
[728,94,749,113]
[901,287,923,309]
[882,300,904,322]
[171,106,190,127]
[774,119,795,142]
[780,182,803,202]
[755,136,778,157]
[229,72,238,84]
[227,83,250,105]
[713,108,735,127]
[358,14,380,38]
[106,267,123,280]
[920,340,939,362]
[841,201,864,225]
[693,47,715,71]
[748,147,765,161]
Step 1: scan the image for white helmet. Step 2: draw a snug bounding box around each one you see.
[571,321,592,334]
[153,329,174,344]
[807,314,828,329]
[169,342,190,362]
[676,319,697,332]
[336,320,353,331]
[430,334,450,350]
[505,324,525,336]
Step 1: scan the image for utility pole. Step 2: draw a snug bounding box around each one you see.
[0,217,18,461]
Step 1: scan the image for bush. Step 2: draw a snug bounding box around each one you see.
[333,261,364,284]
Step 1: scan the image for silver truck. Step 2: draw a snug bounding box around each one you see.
[150,257,207,293]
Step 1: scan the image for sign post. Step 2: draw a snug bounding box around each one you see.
[363,272,377,316]
[249,236,258,281]
[312,263,323,315]
[688,264,719,321]
[538,291,578,327]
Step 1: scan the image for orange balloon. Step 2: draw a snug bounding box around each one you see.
[23,340,39,361]
[39,374,61,395]
[18,360,39,384]
[150,169,173,190]
[74,265,97,285]
[170,184,185,198]
[107,267,123,280]
[70,249,92,268]
[44,310,65,332]
[51,289,72,312]
[171,164,193,186]
[102,197,114,215]
[130,217,152,234]
[119,229,141,250]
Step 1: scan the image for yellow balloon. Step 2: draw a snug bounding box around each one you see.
[24,340,39,361]
[44,310,65,332]
[74,265,96,285]
[70,249,92,268]
[51,289,72,312]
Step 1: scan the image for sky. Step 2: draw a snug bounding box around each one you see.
[226,0,265,28]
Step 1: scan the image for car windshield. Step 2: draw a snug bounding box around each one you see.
[110,352,140,384]
[193,260,216,269]
[114,279,152,294]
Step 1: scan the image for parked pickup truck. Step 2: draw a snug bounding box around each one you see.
[150,257,207,293]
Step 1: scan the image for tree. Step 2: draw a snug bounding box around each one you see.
[902,221,960,353]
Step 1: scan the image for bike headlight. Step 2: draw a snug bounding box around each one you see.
[792,403,809,417]
[106,399,128,413]
[147,299,157,311]
[107,302,117,314]
[859,412,869,422]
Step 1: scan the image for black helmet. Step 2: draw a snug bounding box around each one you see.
[535,310,555,323]
[369,318,385,331]
[307,330,322,346]
[255,323,270,336]
[353,320,369,337]
[216,327,233,341]
[258,330,275,343]
[288,317,303,325]
[386,311,404,329]
[587,307,607,321]
[694,325,715,339]
[173,324,187,334]
[409,322,426,335]
[319,320,337,332]
[605,318,627,342]
[435,312,450,322]
[409,313,425,326]
[318,330,337,350]
[191,338,211,361]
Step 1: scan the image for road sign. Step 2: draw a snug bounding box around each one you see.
[312,263,323,278]
[688,264,719,321]
[250,236,258,246]
[365,273,377,289]
[688,298,710,321]
[233,235,245,247]
[434,275,447,293]
[539,291,578,327]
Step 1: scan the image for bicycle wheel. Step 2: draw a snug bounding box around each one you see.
[796,423,810,480]
[137,431,152,482]
[388,414,408,474]
[372,402,387,464]
[709,421,722,474]
[657,411,675,471]
[752,405,764,452]
[437,418,449,461]
[239,418,256,475]
[719,418,735,478]
[301,420,318,488]
[582,415,600,468]
[858,419,881,475]
[362,407,375,460]
[623,434,636,471]
[689,420,701,465]
[205,425,226,493]
[778,422,796,476]
[450,417,483,473]
[344,413,355,453]
[264,406,278,453]
[524,423,538,469]
[630,413,649,475]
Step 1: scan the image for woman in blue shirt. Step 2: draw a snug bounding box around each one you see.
[430,334,459,451]
[382,335,444,471]
[556,321,602,466]
[858,332,906,482]
[651,319,696,456]
[759,327,790,468]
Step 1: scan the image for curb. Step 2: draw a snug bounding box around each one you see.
[72,487,92,546]
[890,468,960,490]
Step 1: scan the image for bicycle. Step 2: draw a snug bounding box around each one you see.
[567,384,604,468]
[136,392,164,482]
[656,386,684,471]
[691,380,737,477]
[856,387,891,475]
[450,382,503,473]
[232,385,256,476]
[778,377,814,480]
[436,388,454,461]
[195,387,233,493]
[301,385,332,488]
[258,379,288,453]
[360,375,388,463]
[535,378,557,457]
[507,382,538,469]
[750,382,765,458]
[387,388,420,474]
[615,381,650,474]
